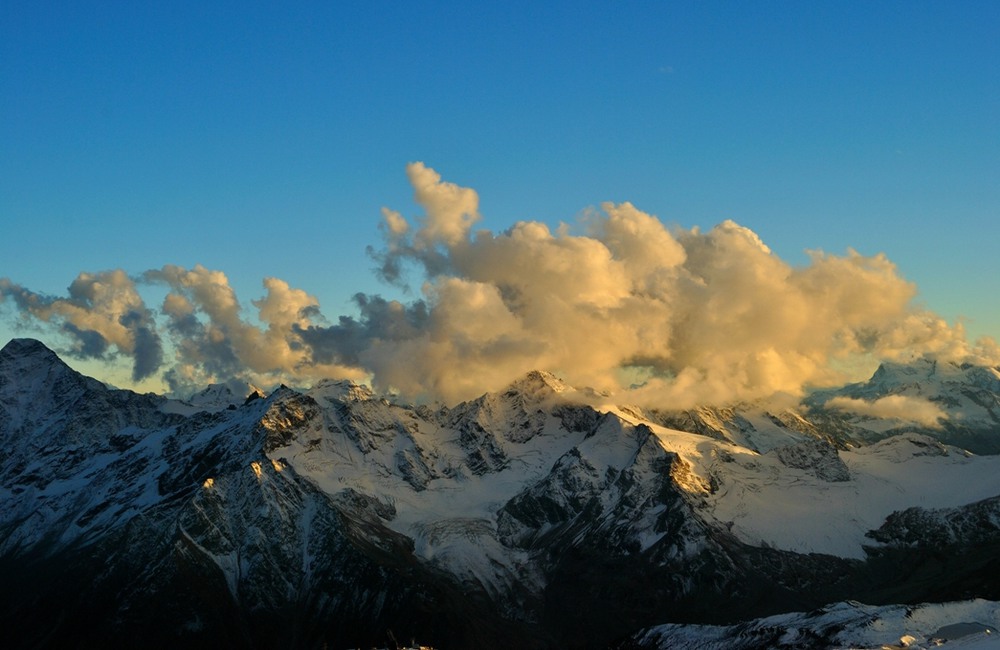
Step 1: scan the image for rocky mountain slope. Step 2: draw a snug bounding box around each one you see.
[626,599,1000,650]
[2,338,1000,649]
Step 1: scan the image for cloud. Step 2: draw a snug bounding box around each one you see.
[368,161,479,285]
[0,270,162,381]
[824,395,947,427]
[2,162,998,403]
[301,163,999,405]
[142,265,365,395]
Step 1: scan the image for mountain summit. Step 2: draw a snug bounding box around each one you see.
[0,337,75,380]
[2,339,1000,649]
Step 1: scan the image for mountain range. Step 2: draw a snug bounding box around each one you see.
[2,337,1000,649]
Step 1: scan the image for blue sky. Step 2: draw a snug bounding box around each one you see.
[2,1,998,394]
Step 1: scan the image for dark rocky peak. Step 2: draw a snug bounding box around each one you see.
[0,339,179,464]
[1,337,58,357]
[257,387,322,452]
[268,383,300,400]
[0,338,73,374]
[259,383,319,418]
[0,337,105,400]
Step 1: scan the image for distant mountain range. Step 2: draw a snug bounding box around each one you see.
[2,337,1000,649]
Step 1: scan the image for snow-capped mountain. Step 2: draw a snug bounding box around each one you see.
[807,358,1000,453]
[160,380,265,415]
[2,338,1000,649]
[626,599,1000,650]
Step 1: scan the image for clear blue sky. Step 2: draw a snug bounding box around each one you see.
[2,1,998,388]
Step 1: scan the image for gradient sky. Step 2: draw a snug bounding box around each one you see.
[2,1,998,393]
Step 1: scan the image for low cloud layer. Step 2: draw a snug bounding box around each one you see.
[3,163,998,404]
[824,395,947,427]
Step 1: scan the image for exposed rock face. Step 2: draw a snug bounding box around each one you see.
[2,338,1000,649]
[865,495,1000,549]
[769,438,850,482]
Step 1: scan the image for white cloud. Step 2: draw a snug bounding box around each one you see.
[824,395,947,427]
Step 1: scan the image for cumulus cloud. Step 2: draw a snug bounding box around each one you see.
[2,162,998,403]
[142,265,365,395]
[0,270,162,381]
[824,395,947,427]
[300,163,999,405]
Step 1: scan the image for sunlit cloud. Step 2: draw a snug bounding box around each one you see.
[2,163,997,404]
[0,270,161,381]
[824,395,947,427]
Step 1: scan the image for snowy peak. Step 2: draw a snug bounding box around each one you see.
[848,356,991,399]
[189,381,262,408]
[159,380,267,415]
[870,357,941,386]
[803,355,1000,453]
[189,383,238,406]
[501,369,570,401]
[0,337,77,382]
[444,370,576,452]
[0,337,112,439]
[632,599,1000,650]
[307,377,375,404]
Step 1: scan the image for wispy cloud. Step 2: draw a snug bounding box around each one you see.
[824,395,947,427]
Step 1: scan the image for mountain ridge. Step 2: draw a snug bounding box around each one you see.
[3,338,1000,648]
